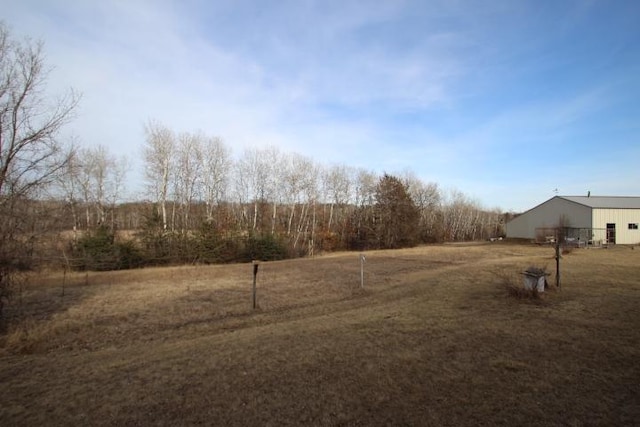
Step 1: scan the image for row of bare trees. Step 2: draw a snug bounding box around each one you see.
[44,118,504,255]
[58,145,128,234]
[143,121,230,233]
[136,120,504,252]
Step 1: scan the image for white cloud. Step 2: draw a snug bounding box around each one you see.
[2,0,637,209]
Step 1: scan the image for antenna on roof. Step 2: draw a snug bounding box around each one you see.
[553,188,559,195]
[587,191,591,198]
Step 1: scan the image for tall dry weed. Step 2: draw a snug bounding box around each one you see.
[2,317,46,354]
[493,268,546,302]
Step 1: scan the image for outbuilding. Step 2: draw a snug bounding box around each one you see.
[506,196,640,245]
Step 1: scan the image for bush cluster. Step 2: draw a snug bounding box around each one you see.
[71,226,145,271]
[70,222,290,272]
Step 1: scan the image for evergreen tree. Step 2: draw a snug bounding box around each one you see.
[374,174,420,249]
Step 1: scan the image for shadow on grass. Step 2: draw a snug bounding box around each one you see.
[0,270,113,354]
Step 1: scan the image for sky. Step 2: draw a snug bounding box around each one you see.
[2,0,639,212]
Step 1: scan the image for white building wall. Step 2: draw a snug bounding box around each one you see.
[506,197,592,239]
[592,209,640,244]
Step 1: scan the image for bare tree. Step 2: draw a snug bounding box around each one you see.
[85,145,109,226]
[355,168,377,208]
[200,135,230,222]
[261,146,283,235]
[71,147,94,229]
[174,131,203,233]
[0,23,79,319]
[143,120,174,230]
[106,153,129,230]
[64,145,127,230]
[401,170,442,242]
[337,168,377,249]
[323,164,353,234]
[278,153,319,252]
[234,147,279,233]
[296,155,319,253]
[442,189,488,241]
[282,153,308,237]
[57,143,82,239]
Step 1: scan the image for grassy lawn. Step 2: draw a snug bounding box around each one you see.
[1,243,639,426]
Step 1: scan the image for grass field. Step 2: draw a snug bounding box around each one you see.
[1,243,639,426]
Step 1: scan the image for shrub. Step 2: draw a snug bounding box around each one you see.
[241,233,288,262]
[505,283,542,300]
[115,240,145,269]
[136,209,172,265]
[317,231,342,252]
[73,226,116,271]
[73,226,144,271]
[193,222,242,264]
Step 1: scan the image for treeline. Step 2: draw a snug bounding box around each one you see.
[36,121,506,270]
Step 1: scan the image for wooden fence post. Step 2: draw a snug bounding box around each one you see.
[360,254,366,289]
[252,260,260,309]
[555,241,561,288]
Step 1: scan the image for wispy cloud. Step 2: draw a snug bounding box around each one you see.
[3,0,638,210]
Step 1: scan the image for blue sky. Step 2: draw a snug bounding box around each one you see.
[3,0,639,211]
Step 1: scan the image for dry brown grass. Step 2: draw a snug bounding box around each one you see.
[1,243,639,426]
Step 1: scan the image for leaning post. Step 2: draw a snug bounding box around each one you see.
[360,253,366,289]
[555,240,561,288]
[252,260,260,309]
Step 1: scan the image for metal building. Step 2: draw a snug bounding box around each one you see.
[506,196,640,245]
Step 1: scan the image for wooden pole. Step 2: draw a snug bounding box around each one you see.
[360,254,366,289]
[252,261,260,309]
[555,241,561,288]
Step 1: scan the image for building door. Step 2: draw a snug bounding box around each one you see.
[606,223,616,244]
